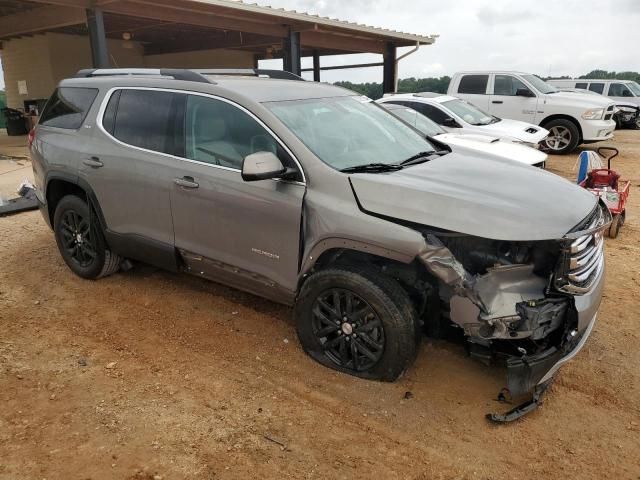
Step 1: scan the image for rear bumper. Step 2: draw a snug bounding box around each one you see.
[581,119,616,142]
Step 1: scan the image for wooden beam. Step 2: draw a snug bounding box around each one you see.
[18,0,89,7]
[144,33,281,56]
[101,1,288,38]
[0,5,86,39]
[300,30,385,54]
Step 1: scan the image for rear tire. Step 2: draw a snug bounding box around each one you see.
[294,267,419,381]
[53,195,121,279]
[542,119,580,154]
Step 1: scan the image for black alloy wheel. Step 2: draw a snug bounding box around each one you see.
[311,288,385,371]
[58,209,97,268]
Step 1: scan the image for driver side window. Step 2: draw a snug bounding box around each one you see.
[185,95,299,179]
[494,75,530,96]
[608,83,631,97]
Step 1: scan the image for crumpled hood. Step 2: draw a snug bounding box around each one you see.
[349,151,596,241]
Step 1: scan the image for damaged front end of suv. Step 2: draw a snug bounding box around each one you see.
[415,201,610,421]
[347,151,610,421]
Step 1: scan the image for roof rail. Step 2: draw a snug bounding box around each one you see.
[74,68,211,84]
[195,69,304,81]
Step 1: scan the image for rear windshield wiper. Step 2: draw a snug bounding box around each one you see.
[340,163,404,173]
[400,150,448,167]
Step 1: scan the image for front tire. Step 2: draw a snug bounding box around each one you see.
[294,267,419,381]
[542,119,580,154]
[53,195,121,279]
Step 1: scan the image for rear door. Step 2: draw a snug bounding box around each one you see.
[81,88,179,252]
[168,93,305,301]
[451,74,490,111]
[489,74,538,123]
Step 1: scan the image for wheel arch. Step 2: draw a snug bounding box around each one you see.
[45,173,109,233]
[540,114,583,142]
[298,240,438,316]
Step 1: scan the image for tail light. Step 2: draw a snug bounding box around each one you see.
[28,128,35,148]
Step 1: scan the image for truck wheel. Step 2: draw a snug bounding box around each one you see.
[294,267,419,381]
[53,195,121,279]
[542,119,580,154]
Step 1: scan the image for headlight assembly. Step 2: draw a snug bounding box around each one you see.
[582,108,604,120]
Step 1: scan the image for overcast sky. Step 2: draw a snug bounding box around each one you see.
[257,0,640,83]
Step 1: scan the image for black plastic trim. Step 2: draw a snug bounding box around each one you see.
[104,230,179,272]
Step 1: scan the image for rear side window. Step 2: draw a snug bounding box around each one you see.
[413,103,450,125]
[575,82,588,89]
[40,87,98,129]
[109,89,177,154]
[457,75,488,94]
[589,83,605,94]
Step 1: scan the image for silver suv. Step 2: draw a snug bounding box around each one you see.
[30,69,609,421]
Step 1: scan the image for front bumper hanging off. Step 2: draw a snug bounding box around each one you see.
[487,312,598,423]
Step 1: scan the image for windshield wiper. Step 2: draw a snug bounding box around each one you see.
[340,163,404,173]
[400,150,448,166]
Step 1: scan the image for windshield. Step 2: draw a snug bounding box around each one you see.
[627,82,640,96]
[265,96,435,170]
[389,107,445,136]
[442,99,495,126]
[522,74,558,94]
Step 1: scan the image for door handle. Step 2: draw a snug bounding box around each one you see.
[174,176,199,189]
[492,100,504,104]
[83,156,103,168]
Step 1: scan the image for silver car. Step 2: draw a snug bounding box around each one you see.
[30,69,609,421]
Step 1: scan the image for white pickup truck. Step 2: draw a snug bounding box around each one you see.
[448,71,616,154]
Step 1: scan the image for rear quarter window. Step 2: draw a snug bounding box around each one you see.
[457,75,489,94]
[39,87,99,129]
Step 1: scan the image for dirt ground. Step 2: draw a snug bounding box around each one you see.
[1,131,639,480]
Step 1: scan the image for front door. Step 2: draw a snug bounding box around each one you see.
[489,74,538,123]
[169,93,305,303]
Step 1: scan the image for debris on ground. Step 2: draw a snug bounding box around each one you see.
[0,179,38,216]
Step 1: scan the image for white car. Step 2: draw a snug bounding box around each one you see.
[379,102,547,168]
[447,71,616,154]
[377,93,549,148]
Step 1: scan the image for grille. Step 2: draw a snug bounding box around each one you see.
[556,202,609,294]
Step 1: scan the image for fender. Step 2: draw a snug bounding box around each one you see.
[299,236,418,278]
[44,171,109,232]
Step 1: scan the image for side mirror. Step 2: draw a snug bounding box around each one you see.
[516,88,535,98]
[443,117,460,128]
[241,151,286,181]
